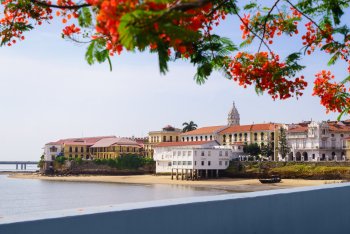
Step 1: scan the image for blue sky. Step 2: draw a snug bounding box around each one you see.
[0,4,347,161]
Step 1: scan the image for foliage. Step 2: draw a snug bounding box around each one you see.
[278,127,290,159]
[261,141,274,158]
[243,143,261,156]
[74,156,83,164]
[1,0,350,115]
[38,154,45,168]
[182,121,198,133]
[93,155,154,169]
[55,156,66,165]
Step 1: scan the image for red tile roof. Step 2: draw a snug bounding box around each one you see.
[219,123,279,134]
[329,123,350,132]
[181,126,227,136]
[46,136,115,146]
[91,138,141,148]
[154,141,218,148]
[288,126,308,133]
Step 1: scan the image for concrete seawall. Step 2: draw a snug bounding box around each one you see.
[1,183,350,234]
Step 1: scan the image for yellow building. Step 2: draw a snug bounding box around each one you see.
[146,125,182,157]
[61,136,114,159]
[91,137,142,159]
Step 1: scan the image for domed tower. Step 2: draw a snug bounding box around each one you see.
[228,101,240,126]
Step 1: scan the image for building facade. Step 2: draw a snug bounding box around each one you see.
[90,137,142,159]
[180,125,227,142]
[146,125,182,157]
[153,141,241,173]
[287,121,350,161]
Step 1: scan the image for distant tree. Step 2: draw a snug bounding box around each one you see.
[278,127,290,159]
[261,142,274,158]
[182,121,198,133]
[243,143,261,157]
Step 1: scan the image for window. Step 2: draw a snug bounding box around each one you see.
[81,147,84,152]
[200,136,203,141]
[225,151,228,157]
[191,137,194,141]
[183,161,186,165]
[312,154,315,160]
[341,134,344,138]
[178,161,182,166]
[201,151,205,156]
[261,132,264,140]
[331,134,335,137]
[254,133,258,141]
[205,136,208,141]
[50,146,58,152]
[210,135,213,141]
[177,151,181,156]
[173,161,177,166]
[170,136,173,142]
[188,161,192,165]
[182,151,186,156]
[75,147,78,153]
[188,151,192,156]
[163,136,166,142]
[219,161,222,166]
[234,134,237,142]
[201,161,204,166]
[208,151,211,156]
[75,155,78,158]
[168,162,172,166]
[187,137,189,141]
[194,151,197,156]
[194,161,197,165]
[208,161,211,166]
[176,136,179,142]
[225,161,228,166]
[219,151,222,156]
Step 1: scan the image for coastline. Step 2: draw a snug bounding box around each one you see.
[8,173,345,192]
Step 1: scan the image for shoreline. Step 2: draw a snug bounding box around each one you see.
[8,173,346,193]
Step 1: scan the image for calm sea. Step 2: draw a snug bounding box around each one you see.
[0,174,229,217]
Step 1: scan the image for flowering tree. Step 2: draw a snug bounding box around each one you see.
[1,0,349,116]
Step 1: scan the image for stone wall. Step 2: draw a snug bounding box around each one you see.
[50,161,155,175]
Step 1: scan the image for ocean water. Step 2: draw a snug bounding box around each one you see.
[0,174,229,217]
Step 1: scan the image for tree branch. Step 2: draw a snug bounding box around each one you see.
[258,0,280,52]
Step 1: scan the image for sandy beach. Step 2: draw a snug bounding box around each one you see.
[9,173,345,192]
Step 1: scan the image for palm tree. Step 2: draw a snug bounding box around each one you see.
[182,121,198,133]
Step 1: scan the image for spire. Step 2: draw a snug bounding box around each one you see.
[228,101,240,126]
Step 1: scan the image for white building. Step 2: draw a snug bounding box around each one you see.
[43,142,63,161]
[153,141,242,174]
[287,121,350,161]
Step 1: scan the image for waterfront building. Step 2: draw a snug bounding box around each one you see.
[345,137,350,160]
[90,137,142,159]
[287,121,350,161]
[146,125,182,157]
[44,136,114,161]
[181,125,227,142]
[153,141,241,174]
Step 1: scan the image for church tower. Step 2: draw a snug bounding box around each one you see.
[228,101,240,126]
